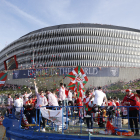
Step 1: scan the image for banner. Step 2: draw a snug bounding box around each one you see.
[40,108,68,125]
[13,67,119,79]
[0,72,8,87]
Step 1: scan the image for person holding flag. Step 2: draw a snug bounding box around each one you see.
[66,65,88,122]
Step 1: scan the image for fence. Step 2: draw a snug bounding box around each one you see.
[7,105,140,136]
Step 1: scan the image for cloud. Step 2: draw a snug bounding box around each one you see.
[3,0,48,27]
[87,0,140,29]
[38,0,77,24]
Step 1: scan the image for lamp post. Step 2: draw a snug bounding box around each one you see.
[26,56,28,69]
[32,47,35,67]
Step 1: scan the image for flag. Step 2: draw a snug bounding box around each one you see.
[67,66,88,97]
[67,66,88,84]
[0,72,7,87]
[74,87,85,98]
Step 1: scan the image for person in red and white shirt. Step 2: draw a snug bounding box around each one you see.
[46,90,59,109]
[22,87,32,102]
[76,94,83,123]
[83,91,91,114]
[122,89,139,135]
[58,83,66,106]
[68,89,73,105]
[34,81,48,132]
[7,93,13,114]
[14,94,29,129]
[90,86,108,107]
[84,90,94,130]
[52,90,58,101]
[111,98,116,106]
[108,98,112,106]
[64,84,69,98]
[114,97,120,106]
[67,89,73,115]
[14,94,23,118]
[25,97,34,124]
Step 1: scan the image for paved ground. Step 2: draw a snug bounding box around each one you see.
[0,119,139,140]
[0,125,7,140]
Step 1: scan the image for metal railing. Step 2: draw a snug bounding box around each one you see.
[7,105,140,135]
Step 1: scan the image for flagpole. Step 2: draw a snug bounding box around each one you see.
[59,75,67,83]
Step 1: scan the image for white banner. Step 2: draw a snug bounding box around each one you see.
[40,108,68,125]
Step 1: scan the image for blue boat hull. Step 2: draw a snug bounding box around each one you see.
[3,117,139,140]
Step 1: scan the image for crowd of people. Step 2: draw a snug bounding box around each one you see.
[4,82,140,136]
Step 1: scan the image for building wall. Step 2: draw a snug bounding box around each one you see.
[1,24,140,89]
[5,67,140,88]
[1,23,140,71]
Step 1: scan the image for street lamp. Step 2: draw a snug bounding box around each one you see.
[26,56,28,69]
[32,47,35,68]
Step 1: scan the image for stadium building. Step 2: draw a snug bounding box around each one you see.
[1,23,140,87]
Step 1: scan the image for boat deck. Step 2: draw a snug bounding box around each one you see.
[2,115,140,140]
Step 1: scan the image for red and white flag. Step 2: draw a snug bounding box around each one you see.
[67,66,88,97]
[0,72,8,87]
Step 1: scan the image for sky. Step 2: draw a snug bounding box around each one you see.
[0,0,140,51]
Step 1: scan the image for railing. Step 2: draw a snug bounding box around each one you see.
[7,105,140,135]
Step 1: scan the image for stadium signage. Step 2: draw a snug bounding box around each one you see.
[13,67,119,79]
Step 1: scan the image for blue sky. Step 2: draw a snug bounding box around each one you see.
[0,0,140,51]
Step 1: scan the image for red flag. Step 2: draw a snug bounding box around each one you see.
[0,72,7,87]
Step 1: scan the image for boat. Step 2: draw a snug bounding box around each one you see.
[2,107,140,140]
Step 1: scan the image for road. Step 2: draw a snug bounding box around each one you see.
[0,125,7,140]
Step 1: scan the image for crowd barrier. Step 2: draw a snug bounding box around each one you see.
[7,105,140,135]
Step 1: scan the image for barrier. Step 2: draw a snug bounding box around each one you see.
[2,105,140,140]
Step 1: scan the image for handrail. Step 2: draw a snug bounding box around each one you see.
[7,105,140,135]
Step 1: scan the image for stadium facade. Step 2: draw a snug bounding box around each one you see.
[1,23,140,87]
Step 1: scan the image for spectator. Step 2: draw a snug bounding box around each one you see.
[34,81,48,132]
[122,89,139,136]
[7,93,13,114]
[68,89,73,115]
[84,90,93,130]
[76,94,84,124]
[58,83,66,106]
[114,97,120,106]
[108,98,112,106]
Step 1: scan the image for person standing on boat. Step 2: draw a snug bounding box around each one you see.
[76,94,84,124]
[122,89,139,136]
[89,86,108,127]
[83,90,94,130]
[58,83,66,106]
[68,89,73,115]
[114,97,120,106]
[45,90,53,109]
[108,98,112,106]
[14,94,23,119]
[7,93,13,114]
[22,87,32,102]
[25,96,34,124]
[89,86,108,111]
[46,89,59,110]
[14,94,29,130]
[34,81,48,132]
